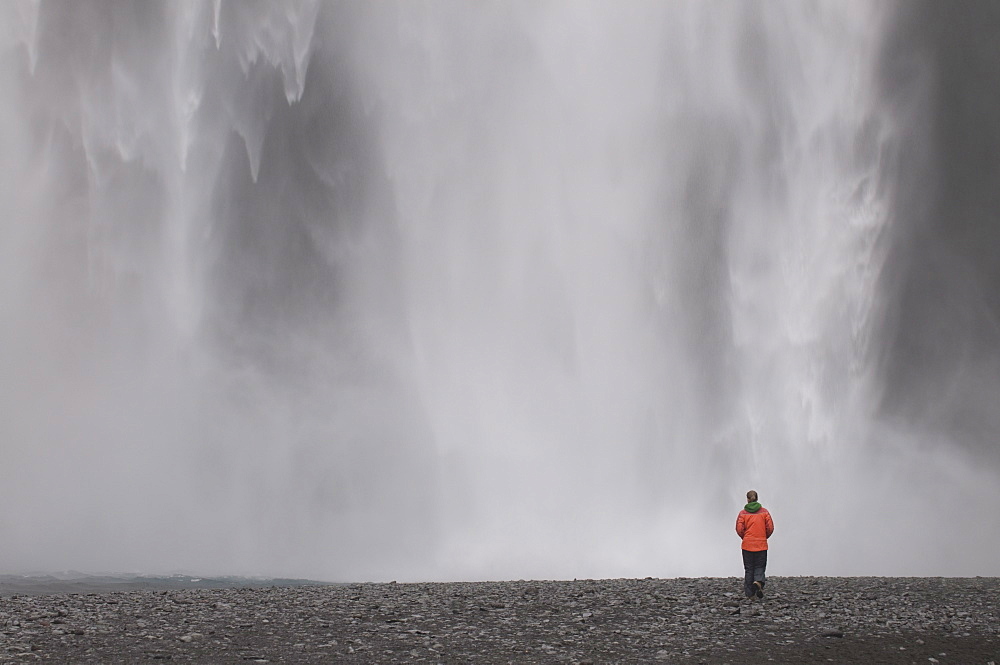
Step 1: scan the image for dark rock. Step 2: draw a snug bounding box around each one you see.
[0,577,996,663]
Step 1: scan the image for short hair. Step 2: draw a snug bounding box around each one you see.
[746,490,758,502]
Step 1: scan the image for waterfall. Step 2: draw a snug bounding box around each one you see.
[1,1,998,580]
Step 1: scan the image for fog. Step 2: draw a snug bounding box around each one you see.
[1,1,998,582]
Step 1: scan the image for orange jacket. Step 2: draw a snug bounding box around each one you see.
[735,505,774,552]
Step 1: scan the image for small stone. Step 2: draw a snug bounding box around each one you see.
[655,650,671,660]
[820,629,844,638]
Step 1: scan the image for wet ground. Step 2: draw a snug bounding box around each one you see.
[1,576,997,663]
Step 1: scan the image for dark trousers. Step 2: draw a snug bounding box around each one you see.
[742,549,767,597]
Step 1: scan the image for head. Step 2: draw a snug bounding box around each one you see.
[746,490,758,503]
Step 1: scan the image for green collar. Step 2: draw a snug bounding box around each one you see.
[744,502,762,512]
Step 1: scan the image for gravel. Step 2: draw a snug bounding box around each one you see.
[1,576,997,663]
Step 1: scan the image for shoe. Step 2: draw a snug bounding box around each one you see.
[753,581,764,599]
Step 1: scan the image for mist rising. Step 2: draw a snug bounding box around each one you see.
[1,1,998,581]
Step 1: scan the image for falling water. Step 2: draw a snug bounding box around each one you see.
[1,1,998,581]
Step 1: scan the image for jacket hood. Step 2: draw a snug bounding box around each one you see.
[744,501,762,512]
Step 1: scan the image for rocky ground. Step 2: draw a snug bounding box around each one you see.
[1,576,998,663]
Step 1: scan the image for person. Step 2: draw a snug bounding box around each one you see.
[735,489,774,601]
